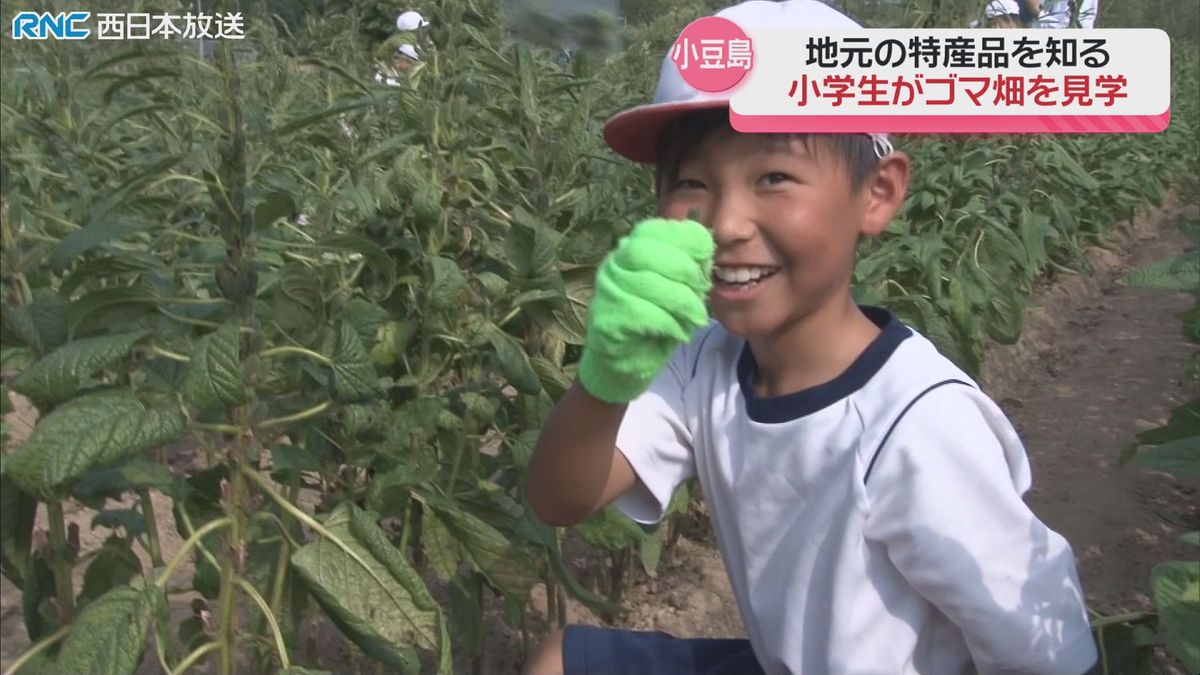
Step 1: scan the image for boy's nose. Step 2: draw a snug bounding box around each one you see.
[707,198,756,245]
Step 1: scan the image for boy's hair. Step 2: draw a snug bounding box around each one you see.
[653,108,882,197]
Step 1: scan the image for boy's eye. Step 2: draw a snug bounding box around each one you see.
[674,178,705,190]
[759,172,793,186]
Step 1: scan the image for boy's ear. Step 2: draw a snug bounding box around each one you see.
[859,152,911,238]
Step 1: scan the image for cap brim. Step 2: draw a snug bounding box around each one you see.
[602,99,729,165]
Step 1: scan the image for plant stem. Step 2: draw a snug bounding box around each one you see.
[259,400,332,430]
[398,497,413,552]
[192,422,244,435]
[235,577,290,670]
[1089,610,1157,628]
[1,624,71,675]
[545,570,558,628]
[156,516,232,587]
[216,470,246,675]
[147,345,191,363]
[242,466,403,601]
[259,345,333,366]
[139,488,165,568]
[45,501,76,621]
[169,641,222,675]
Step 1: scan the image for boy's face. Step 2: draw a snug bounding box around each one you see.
[656,129,907,340]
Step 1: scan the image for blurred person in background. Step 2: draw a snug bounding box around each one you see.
[970,0,1023,28]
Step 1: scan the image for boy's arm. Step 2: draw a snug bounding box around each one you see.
[863,386,1099,675]
[524,218,714,527]
[525,380,637,526]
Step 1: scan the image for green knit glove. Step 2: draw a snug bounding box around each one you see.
[578,217,715,404]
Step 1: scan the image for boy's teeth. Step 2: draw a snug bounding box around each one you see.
[714,266,775,284]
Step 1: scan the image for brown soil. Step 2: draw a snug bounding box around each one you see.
[2,199,1197,674]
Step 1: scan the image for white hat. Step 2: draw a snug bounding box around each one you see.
[396,43,420,61]
[395,10,429,31]
[603,0,889,164]
[984,0,1021,17]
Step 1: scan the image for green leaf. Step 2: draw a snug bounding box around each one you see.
[575,505,645,552]
[476,271,509,300]
[428,256,469,311]
[320,234,398,300]
[12,332,146,405]
[92,509,147,538]
[506,210,562,278]
[172,467,227,600]
[10,651,57,675]
[72,459,174,504]
[449,575,483,660]
[1152,561,1200,672]
[421,507,462,584]
[487,326,541,395]
[278,266,322,311]
[79,541,142,608]
[270,94,380,138]
[60,252,166,297]
[55,584,162,675]
[67,286,160,337]
[22,562,57,641]
[3,294,69,355]
[48,217,155,269]
[984,285,1024,346]
[558,221,613,265]
[1092,621,1157,675]
[291,503,447,673]
[530,356,571,399]
[640,528,663,575]
[1120,250,1200,293]
[7,389,186,498]
[0,473,37,589]
[329,321,381,402]
[254,191,296,229]
[339,298,390,347]
[427,497,539,601]
[1180,531,1200,547]
[1136,399,1200,446]
[183,323,246,411]
[1132,435,1200,477]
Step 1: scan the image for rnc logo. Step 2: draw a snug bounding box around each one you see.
[11,11,91,40]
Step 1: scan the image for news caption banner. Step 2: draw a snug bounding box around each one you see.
[11,11,245,40]
[670,17,1171,133]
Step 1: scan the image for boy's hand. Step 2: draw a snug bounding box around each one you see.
[578,217,714,403]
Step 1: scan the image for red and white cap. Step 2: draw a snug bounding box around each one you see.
[603,0,893,164]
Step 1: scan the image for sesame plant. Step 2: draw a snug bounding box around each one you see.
[0,1,1198,674]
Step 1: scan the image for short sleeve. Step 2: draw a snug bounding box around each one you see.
[863,386,1099,675]
[612,341,698,524]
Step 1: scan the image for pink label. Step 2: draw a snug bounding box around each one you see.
[670,16,754,93]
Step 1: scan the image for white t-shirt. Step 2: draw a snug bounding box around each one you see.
[614,307,1098,675]
[1037,0,1099,28]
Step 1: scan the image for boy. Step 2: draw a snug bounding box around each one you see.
[523,1,1100,673]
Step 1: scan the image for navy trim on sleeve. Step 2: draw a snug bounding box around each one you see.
[862,378,973,484]
[691,323,719,380]
[737,306,912,424]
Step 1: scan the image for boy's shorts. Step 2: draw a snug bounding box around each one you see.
[563,624,765,675]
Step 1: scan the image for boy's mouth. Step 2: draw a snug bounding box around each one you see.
[711,264,780,291]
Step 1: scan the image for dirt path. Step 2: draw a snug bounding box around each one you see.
[993,212,1199,619]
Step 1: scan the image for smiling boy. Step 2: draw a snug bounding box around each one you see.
[523,2,1100,674]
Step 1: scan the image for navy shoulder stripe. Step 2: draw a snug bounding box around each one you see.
[863,378,973,484]
[690,324,718,380]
